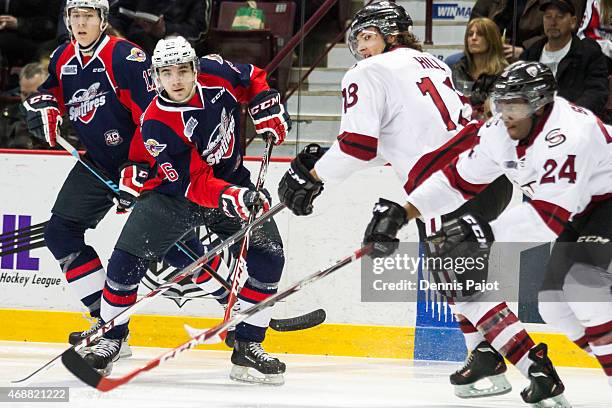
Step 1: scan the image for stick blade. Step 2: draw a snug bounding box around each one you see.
[270,308,326,332]
[61,348,103,389]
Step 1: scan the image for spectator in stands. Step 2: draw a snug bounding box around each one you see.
[109,0,208,54]
[471,0,585,60]
[0,63,48,149]
[520,0,609,119]
[0,0,62,67]
[451,17,508,120]
[578,0,612,72]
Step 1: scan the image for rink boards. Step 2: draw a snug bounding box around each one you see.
[0,151,599,368]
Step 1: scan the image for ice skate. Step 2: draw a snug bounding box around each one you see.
[82,334,126,377]
[69,319,132,358]
[230,340,286,385]
[521,343,571,408]
[450,341,512,398]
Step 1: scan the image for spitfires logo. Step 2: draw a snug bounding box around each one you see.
[126,47,146,62]
[145,138,167,157]
[201,107,235,165]
[67,82,108,124]
[141,230,234,308]
[104,130,123,146]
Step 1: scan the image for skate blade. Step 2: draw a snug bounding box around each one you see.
[454,374,512,398]
[529,394,572,408]
[94,361,113,378]
[229,365,285,386]
[183,324,223,344]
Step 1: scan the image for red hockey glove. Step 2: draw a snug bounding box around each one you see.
[248,89,292,146]
[116,161,150,214]
[22,92,62,147]
[219,185,270,221]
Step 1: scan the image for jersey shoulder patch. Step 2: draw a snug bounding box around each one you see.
[113,38,148,63]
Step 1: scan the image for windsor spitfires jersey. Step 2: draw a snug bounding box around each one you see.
[42,35,156,179]
[141,55,269,208]
[407,96,612,242]
[314,46,475,194]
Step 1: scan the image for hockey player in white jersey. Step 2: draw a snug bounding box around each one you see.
[278,1,561,403]
[366,60,612,405]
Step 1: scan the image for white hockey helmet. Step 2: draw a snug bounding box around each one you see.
[151,36,199,102]
[64,0,109,41]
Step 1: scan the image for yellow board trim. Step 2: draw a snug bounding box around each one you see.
[0,309,599,368]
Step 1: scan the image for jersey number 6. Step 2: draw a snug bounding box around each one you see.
[160,162,179,182]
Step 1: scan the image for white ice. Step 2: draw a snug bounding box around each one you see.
[1,341,610,408]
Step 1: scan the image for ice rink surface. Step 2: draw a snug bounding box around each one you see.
[1,341,610,408]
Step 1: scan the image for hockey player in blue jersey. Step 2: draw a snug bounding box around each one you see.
[22,0,156,356]
[80,36,291,384]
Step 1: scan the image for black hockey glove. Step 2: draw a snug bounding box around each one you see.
[424,213,494,301]
[116,161,151,214]
[248,89,292,146]
[21,92,62,147]
[278,143,325,216]
[426,213,494,258]
[363,198,408,258]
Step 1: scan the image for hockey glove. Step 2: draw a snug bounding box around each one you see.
[424,213,494,300]
[363,198,408,258]
[22,92,62,147]
[248,89,292,145]
[426,213,494,258]
[278,143,325,216]
[220,185,270,221]
[116,161,150,214]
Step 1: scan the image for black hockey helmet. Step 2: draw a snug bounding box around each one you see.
[347,1,413,59]
[490,61,557,118]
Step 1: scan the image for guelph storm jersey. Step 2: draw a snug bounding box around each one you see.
[42,35,155,179]
[314,46,475,195]
[407,96,612,242]
[141,56,269,208]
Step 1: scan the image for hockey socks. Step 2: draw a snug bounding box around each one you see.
[456,314,487,351]
[100,249,149,339]
[60,246,106,317]
[585,320,612,386]
[235,277,277,342]
[475,302,536,378]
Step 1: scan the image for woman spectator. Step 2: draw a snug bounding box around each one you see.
[450,17,508,120]
[578,0,612,72]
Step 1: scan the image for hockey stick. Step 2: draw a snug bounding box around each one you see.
[0,220,49,241]
[61,244,372,391]
[165,239,326,332]
[0,239,47,258]
[0,231,44,247]
[0,224,48,258]
[11,202,287,385]
[221,137,274,337]
[56,134,324,333]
